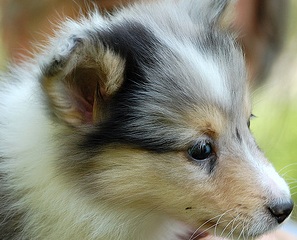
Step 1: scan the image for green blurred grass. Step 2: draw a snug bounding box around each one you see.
[252,96,297,186]
[251,0,297,218]
[252,96,297,218]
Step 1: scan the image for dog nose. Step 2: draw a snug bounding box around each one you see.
[268,200,294,224]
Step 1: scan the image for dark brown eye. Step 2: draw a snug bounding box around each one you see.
[188,141,213,161]
[248,114,256,128]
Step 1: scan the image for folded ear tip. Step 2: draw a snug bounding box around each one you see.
[41,31,125,128]
[43,58,66,77]
[42,35,84,77]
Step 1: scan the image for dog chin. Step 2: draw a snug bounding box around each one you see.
[177,222,270,240]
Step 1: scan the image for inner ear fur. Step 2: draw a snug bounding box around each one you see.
[42,37,125,127]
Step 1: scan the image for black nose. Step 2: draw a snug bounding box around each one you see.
[268,200,294,224]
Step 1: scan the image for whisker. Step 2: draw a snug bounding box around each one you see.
[220,213,241,239]
[278,163,297,175]
[188,208,234,240]
[190,222,226,240]
[214,209,230,236]
[188,213,223,239]
[226,214,242,240]
[240,215,252,240]
[281,170,297,181]
[287,185,297,190]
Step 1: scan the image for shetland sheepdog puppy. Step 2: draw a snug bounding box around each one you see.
[0,0,293,239]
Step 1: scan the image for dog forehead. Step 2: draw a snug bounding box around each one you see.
[131,27,249,142]
[118,0,246,98]
[92,1,247,116]
[143,28,247,114]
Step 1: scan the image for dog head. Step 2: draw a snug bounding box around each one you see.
[40,0,293,238]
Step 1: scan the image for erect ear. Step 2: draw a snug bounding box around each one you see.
[186,0,237,28]
[41,35,125,127]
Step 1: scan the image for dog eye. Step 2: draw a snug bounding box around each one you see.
[188,140,213,161]
[247,114,256,128]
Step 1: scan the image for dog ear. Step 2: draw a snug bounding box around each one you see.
[41,34,125,127]
[186,0,236,28]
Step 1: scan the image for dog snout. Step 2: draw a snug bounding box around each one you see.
[267,199,294,224]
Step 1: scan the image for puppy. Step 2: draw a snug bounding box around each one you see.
[0,0,293,239]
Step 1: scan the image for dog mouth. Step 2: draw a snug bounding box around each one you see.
[188,231,210,239]
[178,230,210,240]
[177,220,240,240]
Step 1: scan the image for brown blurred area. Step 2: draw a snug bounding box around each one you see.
[0,0,288,85]
[0,0,134,62]
[234,0,288,83]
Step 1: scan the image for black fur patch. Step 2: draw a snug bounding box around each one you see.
[82,22,179,152]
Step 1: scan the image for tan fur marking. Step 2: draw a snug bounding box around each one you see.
[75,144,271,236]
[219,0,237,30]
[43,49,125,126]
[186,106,227,138]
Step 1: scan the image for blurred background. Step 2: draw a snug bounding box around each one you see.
[251,0,297,220]
[0,0,297,228]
